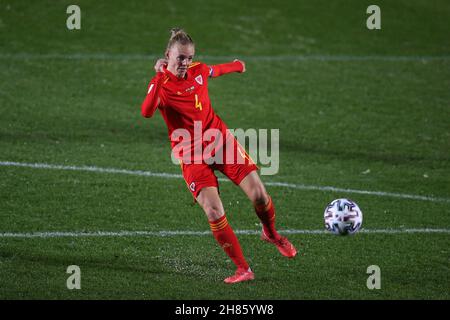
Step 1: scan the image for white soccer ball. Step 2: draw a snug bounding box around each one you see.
[324,198,363,235]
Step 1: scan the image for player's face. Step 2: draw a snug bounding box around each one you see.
[166,44,195,78]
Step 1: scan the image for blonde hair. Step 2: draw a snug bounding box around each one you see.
[166,27,194,51]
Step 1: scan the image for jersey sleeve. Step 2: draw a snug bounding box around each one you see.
[208,61,244,78]
[197,62,212,79]
[141,72,166,118]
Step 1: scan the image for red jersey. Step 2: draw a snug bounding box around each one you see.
[141,61,244,161]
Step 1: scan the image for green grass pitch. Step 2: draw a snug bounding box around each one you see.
[0,0,449,299]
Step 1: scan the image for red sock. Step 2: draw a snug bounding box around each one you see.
[254,195,280,240]
[209,215,249,270]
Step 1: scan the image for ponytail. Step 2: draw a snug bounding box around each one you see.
[167,27,194,50]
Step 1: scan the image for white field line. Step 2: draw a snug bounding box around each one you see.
[263,181,450,203]
[0,228,449,238]
[1,161,449,204]
[1,53,450,62]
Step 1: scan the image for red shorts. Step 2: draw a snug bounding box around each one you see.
[179,139,258,199]
[181,161,258,199]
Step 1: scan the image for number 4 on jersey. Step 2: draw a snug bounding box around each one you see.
[195,94,202,111]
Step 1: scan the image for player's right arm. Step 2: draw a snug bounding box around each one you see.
[141,59,167,118]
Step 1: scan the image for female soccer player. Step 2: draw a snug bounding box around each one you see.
[141,28,297,284]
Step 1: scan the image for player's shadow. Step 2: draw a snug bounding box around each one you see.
[0,245,234,280]
[0,247,166,276]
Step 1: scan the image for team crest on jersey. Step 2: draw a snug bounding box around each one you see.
[195,75,203,85]
[189,182,196,192]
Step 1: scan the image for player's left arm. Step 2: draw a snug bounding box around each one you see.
[208,59,246,78]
